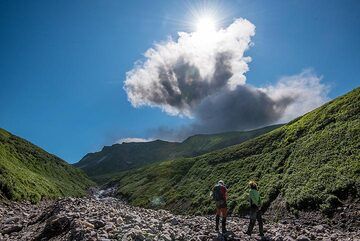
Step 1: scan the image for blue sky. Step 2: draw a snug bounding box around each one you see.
[0,0,359,163]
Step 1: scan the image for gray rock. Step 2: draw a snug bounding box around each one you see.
[283,236,296,241]
[116,216,123,224]
[171,217,179,225]
[0,193,358,241]
[35,215,71,240]
[1,225,23,234]
[314,224,324,233]
[82,220,95,229]
[296,235,310,241]
[4,217,20,224]
[104,222,114,231]
[274,236,284,241]
[92,219,106,229]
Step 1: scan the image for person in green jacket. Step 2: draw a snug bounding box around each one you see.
[245,180,264,237]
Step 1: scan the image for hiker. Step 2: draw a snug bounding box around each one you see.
[245,180,264,237]
[212,180,228,233]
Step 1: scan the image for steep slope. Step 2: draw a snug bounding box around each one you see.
[114,87,360,215]
[177,125,283,157]
[0,128,94,203]
[75,140,179,180]
[74,125,282,180]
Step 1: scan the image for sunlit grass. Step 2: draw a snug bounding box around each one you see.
[0,129,94,203]
[114,88,360,215]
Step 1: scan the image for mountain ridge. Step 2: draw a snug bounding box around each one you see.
[74,124,283,181]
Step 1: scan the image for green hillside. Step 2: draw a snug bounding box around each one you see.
[75,140,178,180]
[114,87,360,215]
[75,125,282,181]
[0,128,94,203]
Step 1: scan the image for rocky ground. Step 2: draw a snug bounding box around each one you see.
[0,192,359,241]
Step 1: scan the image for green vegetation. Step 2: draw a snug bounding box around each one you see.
[75,125,282,182]
[0,128,94,203]
[114,88,360,215]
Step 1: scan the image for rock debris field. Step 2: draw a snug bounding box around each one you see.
[0,195,359,241]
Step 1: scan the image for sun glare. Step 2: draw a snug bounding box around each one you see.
[196,16,216,33]
[193,15,218,44]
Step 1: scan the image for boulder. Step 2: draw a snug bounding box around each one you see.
[314,224,324,233]
[35,216,71,241]
[82,220,95,229]
[296,235,310,241]
[0,225,23,234]
[171,217,179,225]
[92,220,106,229]
[4,217,20,224]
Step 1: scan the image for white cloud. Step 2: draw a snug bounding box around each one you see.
[264,69,330,123]
[124,18,255,116]
[123,18,330,139]
[116,137,154,144]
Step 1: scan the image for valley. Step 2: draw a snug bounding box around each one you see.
[1,2,359,240]
[75,125,282,183]
[0,87,359,241]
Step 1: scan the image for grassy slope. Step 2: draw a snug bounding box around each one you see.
[0,128,94,203]
[75,125,282,181]
[75,140,179,178]
[114,88,360,215]
[177,125,283,157]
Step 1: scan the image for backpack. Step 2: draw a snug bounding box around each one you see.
[212,184,223,201]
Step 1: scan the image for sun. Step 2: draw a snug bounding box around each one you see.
[185,2,228,45]
[193,15,218,44]
[196,15,216,34]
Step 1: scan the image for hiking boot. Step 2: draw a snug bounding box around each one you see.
[221,217,227,234]
[215,215,220,232]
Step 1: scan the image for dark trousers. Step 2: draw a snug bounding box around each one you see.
[215,215,227,233]
[246,207,264,236]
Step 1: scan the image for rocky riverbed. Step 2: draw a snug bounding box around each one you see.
[0,194,359,241]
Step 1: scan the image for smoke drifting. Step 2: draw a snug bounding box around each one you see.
[125,18,255,116]
[193,85,292,133]
[124,18,329,141]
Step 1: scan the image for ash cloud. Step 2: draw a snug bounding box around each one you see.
[193,85,292,133]
[124,18,255,116]
[150,85,292,141]
[124,18,329,141]
[147,52,233,113]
